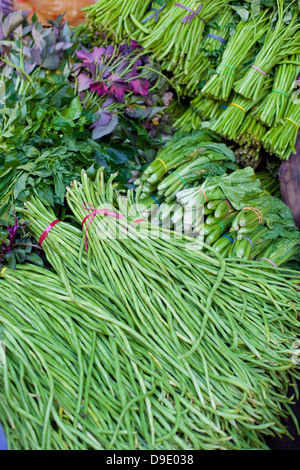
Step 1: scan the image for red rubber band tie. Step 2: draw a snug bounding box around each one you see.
[39,220,60,246]
[82,203,146,252]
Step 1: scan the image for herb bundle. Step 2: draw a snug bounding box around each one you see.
[234,1,300,101]
[262,99,300,159]
[250,55,300,127]
[0,167,297,449]
[201,15,269,101]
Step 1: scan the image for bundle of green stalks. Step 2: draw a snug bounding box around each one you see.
[261,98,300,159]
[201,15,269,101]
[173,8,233,96]
[81,0,149,43]
[172,107,203,133]
[176,167,299,264]
[234,115,267,169]
[250,55,300,127]
[210,79,272,141]
[135,129,220,192]
[191,94,225,121]
[140,0,230,79]
[155,145,236,203]
[1,167,298,449]
[234,1,300,101]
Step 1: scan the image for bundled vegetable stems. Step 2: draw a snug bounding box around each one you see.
[262,98,300,159]
[210,78,272,141]
[81,0,149,43]
[172,107,203,132]
[251,55,300,127]
[201,15,269,101]
[234,116,267,169]
[234,2,300,101]
[0,167,298,449]
[135,129,219,193]
[173,8,233,95]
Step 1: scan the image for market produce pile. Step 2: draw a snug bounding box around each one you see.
[1,0,300,451]
[83,0,300,166]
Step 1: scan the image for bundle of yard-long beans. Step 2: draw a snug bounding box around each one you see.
[200,15,269,101]
[83,0,231,97]
[234,1,300,101]
[261,98,300,159]
[250,55,300,127]
[5,167,300,449]
[139,0,231,87]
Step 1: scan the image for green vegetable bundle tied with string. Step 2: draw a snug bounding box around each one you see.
[262,98,300,159]
[250,55,300,127]
[201,15,269,101]
[1,167,299,449]
[234,1,300,101]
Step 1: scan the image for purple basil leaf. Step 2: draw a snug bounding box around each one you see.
[24,62,36,74]
[75,49,94,62]
[90,81,108,96]
[53,41,73,52]
[91,113,118,140]
[90,46,107,61]
[130,40,143,50]
[130,78,150,97]
[30,46,42,66]
[77,73,93,92]
[102,96,115,108]
[31,25,46,50]
[0,0,14,16]
[105,45,114,57]
[90,109,112,127]
[2,10,25,38]
[42,54,60,70]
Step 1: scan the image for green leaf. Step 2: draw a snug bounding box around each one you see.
[231,6,249,22]
[26,252,44,267]
[61,97,82,121]
[13,173,28,200]
[251,0,261,17]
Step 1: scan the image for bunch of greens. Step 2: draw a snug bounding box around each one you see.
[134,129,221,197]
[3,167,299,450]
[174,8,234,96]
[261,98,300,159]
[250,55,300,127]
[68,40,173,140]
[210,78,272,141]
[234,1,300,101]
[0,74,147,219]
[175,167,300,265]
[201,15,269,101]
[0,10,74,81]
